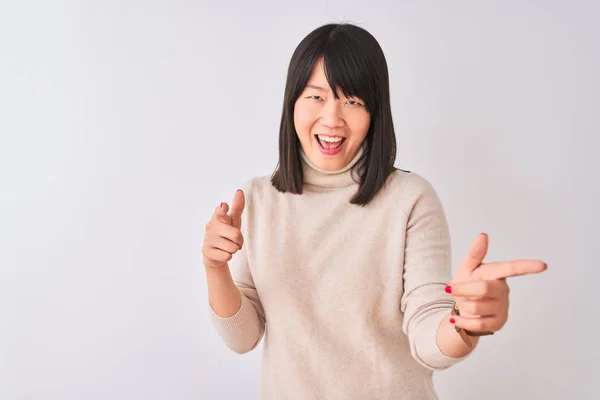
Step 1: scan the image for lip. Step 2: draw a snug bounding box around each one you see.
[314,134,346,156]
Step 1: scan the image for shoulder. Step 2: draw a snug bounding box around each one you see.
[383,168,445,215]
[386,168,439,197]
[238,175,277,207]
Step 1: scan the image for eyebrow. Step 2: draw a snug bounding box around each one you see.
[305,84,327,91]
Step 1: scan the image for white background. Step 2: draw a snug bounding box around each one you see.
[1,1,598,399]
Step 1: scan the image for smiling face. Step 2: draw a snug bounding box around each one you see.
[293,58,371,171]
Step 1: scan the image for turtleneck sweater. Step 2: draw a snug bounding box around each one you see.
[208,146,468,399]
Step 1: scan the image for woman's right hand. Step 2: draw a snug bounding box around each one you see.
[202,189,245,269]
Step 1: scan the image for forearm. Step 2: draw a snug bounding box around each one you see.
[436,310,479,358]
[205,265,242,318]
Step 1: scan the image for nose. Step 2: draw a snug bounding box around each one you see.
[319,100,344,129]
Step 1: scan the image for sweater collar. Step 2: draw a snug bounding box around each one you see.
[300,144,364,189]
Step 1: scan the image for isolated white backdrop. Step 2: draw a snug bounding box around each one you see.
[1,1,598,399]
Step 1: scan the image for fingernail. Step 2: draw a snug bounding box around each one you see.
[237,189,242,193]
[445,285,452,294]
[220,202,225,209]
[449,318,456,324]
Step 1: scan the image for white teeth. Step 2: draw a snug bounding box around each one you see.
[318,135,343,143]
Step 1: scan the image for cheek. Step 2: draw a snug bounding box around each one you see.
[348,113,371,139]
[294,106,316,137]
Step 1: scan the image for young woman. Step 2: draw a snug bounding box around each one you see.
[202,23,546,399]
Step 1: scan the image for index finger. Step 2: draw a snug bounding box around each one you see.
[229,189,245,229]
[473,260,547,280]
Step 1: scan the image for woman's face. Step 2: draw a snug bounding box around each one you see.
[294,58,370,171]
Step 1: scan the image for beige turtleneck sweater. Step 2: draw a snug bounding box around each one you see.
[208,146,468,399]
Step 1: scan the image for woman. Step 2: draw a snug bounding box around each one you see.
[202,23,546,399]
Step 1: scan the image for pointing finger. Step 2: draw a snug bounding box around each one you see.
[229,189,245,229]
[473,260,548,280]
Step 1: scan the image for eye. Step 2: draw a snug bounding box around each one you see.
[346,100,364,107]
[307,95,323,101]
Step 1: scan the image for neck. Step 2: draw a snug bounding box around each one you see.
[300,145,364,189]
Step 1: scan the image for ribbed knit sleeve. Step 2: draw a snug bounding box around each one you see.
[208,180,266,354]
[400,173,471,370]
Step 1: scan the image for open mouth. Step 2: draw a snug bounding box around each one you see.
[315,134,346,150]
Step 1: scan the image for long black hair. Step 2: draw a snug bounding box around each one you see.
[271,23,397,206]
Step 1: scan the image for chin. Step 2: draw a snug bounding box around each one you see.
[311,151,351,171]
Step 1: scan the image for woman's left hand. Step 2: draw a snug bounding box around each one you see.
[446,233,547,335]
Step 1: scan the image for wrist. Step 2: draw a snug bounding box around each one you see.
[204,264,231,279]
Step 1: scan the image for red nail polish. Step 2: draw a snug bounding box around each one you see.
[220,202,225,208]
[445,285,452,294]
[449,318,456,324]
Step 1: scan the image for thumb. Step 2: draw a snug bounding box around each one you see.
[458,233,489,275]
[229,189,245,229]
